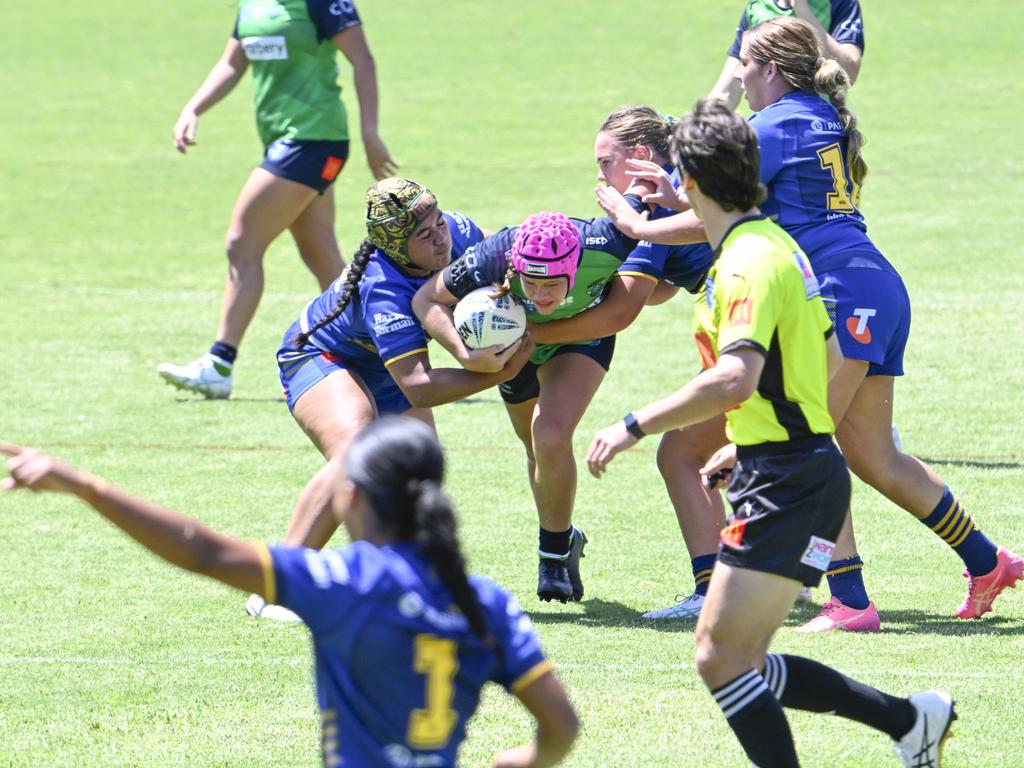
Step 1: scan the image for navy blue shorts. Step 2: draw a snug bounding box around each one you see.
[719,436,850,587]
[277,324,411,415]
[818,265,911,377]
[499,335,615,405]
[261,139,350,194]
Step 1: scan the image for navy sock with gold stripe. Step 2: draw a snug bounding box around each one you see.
[920,487,997,577]
[825,556,870,610]
[691,553,716,597]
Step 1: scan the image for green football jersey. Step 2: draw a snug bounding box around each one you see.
[234,0,358,146]
[744,0,833,30]
[511,247,626,365]
[443,216,656,366]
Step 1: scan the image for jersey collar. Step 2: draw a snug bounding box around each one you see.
[712,214,768,258]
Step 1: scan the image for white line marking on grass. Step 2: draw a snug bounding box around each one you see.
[0,656,308,667]
[6,285,313,303]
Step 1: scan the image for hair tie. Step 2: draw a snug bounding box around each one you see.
[660,112,678,126]
[815,56,825,68]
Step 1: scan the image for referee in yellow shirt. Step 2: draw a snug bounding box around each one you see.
[586,99,954,768]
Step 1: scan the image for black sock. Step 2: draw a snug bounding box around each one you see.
[538,527,572,559]
[764,654,915,741]
[712,669,799,767]
[209,341,237,364]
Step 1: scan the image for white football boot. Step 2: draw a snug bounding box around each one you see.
[642,592,705,620]
[157,353,233,399]
[892,691,956,768]
[244,593,302,623]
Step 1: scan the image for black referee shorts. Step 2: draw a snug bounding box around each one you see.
[718,435,851,587]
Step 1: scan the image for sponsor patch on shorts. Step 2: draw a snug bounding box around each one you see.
[320,155,344,181]
[800,536,836,571]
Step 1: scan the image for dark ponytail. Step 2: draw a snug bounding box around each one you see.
[345,417,493,645]
[290,238,376,348]
[411,479,493,644]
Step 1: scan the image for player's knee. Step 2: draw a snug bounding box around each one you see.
[296,230,337,261]
[841,433,899,490]
[531,417,574,460]
[694,632,726,685]
[224,229,262,268]
[656,436,703,478]
[520,443,536,467]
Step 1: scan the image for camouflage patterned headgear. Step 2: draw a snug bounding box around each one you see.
[365,178,438,266]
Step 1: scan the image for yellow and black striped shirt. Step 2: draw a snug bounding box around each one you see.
[693,216,834,446]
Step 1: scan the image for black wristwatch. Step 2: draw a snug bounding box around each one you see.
[623,412,646,440]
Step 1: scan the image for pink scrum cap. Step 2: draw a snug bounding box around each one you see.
[510,212,582,289]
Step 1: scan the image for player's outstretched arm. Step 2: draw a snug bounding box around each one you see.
[334,25,398,179]
[789,0,863,83]
[596,186,706,246]
[385,342,533,409]
[586,348,763,477]
[173,38,249,154]
[1,444,266,596]
[412,272,472,359]
[531,275,654,345]
[708,56,744,111]
[411,272,515,373]
[492,671,579,768]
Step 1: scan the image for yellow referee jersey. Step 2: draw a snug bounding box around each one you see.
[693,216,835,446]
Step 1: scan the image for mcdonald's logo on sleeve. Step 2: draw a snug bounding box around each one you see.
[727,298,753,327]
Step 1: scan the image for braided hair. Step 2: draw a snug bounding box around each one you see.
[290,238,375,348]
[744,17,867,187]
[345,416,493,645]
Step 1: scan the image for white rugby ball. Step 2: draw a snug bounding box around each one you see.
[452,287,527,350]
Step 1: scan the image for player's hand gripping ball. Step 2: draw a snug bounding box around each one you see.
[453,287,527,350]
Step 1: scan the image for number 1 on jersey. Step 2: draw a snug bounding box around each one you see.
[816,143,861,212]
[407,634,459,749]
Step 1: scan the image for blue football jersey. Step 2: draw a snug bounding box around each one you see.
[750,92,889,273]
[295,212,484,366]
[261,541,550,767]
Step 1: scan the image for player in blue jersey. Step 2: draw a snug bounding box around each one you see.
[246,178,533,621]
[158,0,398,400]
[603,17,1023,628]
[738,16,1021,631]
[414,210,666,604]
[585,95,955,768]
[1,417,579,767]
[709,0,865,110]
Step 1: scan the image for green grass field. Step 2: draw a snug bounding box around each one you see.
[2,1,1022,765]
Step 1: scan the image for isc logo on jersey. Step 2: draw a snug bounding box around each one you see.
[241,36,288,60]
